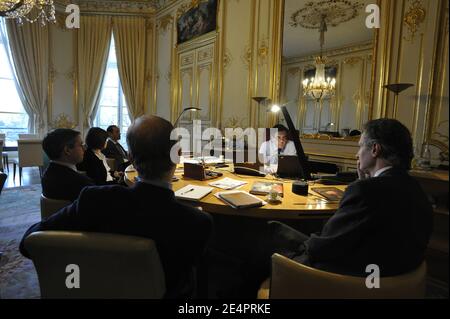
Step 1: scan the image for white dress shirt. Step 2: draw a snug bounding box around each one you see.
[258,139,297,165]
[93,149,113,182]
[374,166,393,177]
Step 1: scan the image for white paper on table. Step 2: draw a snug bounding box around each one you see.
[208,177,248,190]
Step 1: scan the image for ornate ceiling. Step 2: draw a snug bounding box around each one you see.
[284,0,375,58]
[54,0,163,15]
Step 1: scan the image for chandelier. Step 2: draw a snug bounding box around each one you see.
[0,1,56,26]
[302,14,336,101]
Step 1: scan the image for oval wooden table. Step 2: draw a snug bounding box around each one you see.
[125,164,346,220]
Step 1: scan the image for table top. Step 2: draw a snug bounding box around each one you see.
[125,164,346,220]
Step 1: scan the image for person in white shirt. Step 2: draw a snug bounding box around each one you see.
[259,125,297,172]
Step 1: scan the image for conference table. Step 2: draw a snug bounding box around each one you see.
[124,163,346,220]
[125,163,347,292]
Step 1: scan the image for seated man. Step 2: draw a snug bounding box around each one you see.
[251,119,433,290]
[20,116,213,298]
[258,124,296,171]
[41,129,94,202]
[102,125,130,172]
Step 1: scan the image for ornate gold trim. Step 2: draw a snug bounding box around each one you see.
[403,0,426,42]
[49,113,77,129]
[157,14,173,33]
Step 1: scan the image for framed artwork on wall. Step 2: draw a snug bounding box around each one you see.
[177,0,218,44]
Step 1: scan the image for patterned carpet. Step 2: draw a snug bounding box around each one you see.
[0,184,448,299]
[0,185,41,299]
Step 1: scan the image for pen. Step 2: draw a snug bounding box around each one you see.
[180,188,195,195]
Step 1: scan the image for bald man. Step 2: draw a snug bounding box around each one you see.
[20,116,213,299]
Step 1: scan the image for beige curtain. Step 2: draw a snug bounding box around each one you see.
[6,20,49,136]
[112,16,147,121]
[78,16,112,130]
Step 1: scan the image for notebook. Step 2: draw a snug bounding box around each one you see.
[216,191,265,209]
[175,185,214,201]
[250,181,284,197]
[311,187,344,202]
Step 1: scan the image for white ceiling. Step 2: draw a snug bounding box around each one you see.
[283,0,375,58]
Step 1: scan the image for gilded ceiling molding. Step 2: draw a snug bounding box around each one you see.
[284,41,373,65]
[50,113,77,129]
[75,0,158,15]
[287,67,300,77]
[176,0,201,18]
[157,14,173,33]
[343,56,363,66]
[290,0,364,29]
[403,0,426,43]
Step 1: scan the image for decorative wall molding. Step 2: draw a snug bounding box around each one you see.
[284,41,373,65]
[49,113,77,129]
[157,14,173,33]
[403,0,426,43]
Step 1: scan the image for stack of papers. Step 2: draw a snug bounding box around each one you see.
[209,177,248,190]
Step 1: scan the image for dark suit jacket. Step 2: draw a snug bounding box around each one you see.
[102,140,128,166]
[77,149,112,185]
[20,182,213,298]
[300,168,433,277]
[41,162,94,202]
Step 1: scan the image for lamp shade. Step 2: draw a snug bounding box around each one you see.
[383,83,414,95]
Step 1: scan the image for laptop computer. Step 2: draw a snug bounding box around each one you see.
[277,155,304,179]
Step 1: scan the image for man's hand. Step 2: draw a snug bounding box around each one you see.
[357,160,368,180]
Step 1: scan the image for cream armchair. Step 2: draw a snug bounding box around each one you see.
[258,253,427,299]
[11,139,44,185]
[40,194,71,220]
[24,231,166,299]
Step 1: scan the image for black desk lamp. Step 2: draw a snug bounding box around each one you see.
[267,102,313,180]
[174,107,202,127]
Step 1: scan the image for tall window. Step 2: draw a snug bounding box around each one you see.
[0,20,29,146]
[94,36,130,149]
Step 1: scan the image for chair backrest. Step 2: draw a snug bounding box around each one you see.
[24,231,166,299]
[106,158,116,171]
[40,194,71,220]
[0,172,7,195]
[269,253,427,299]
[17,139,44,167]
[18,134,38,139]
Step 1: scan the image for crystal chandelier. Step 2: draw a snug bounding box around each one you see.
[0,1,56,26]
[302,14,336,101]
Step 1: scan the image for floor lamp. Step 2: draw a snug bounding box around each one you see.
[383,83,414,115]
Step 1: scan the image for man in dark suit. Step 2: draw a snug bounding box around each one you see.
[21,116,213,298]
[252,119,433,289]
[102,125,130,172]
[41,129,94,202]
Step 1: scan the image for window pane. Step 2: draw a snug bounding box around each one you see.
[0,112,28,145]
[100,87,119,106]
[0,44,12,79]
[103,67,119,88]
[97,106,117,127]
[0,79,23,113]
[122,107,130,127]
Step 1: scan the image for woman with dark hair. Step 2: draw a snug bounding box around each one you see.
[77,127,123,185]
